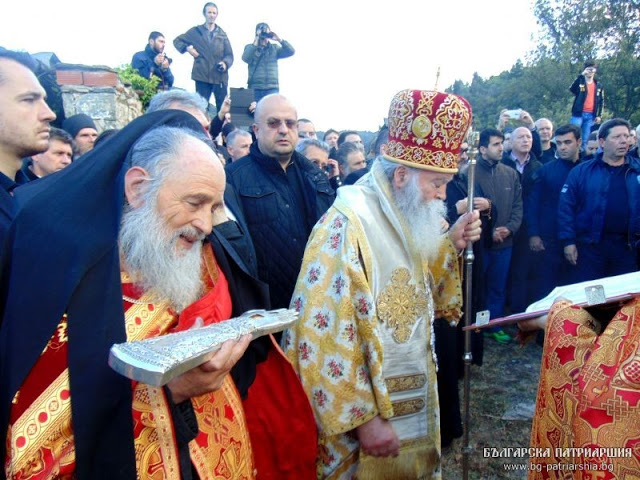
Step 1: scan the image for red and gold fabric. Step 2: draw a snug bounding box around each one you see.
[529,297,640,479]
[384,89,472,174]
[5,317,74,480]
[242,335,318,479]
[6,246,254,480]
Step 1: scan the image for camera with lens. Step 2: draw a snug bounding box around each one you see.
[259,31,275,40]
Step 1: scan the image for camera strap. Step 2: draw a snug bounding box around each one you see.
[248,46,268,87]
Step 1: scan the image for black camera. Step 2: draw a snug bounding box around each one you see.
[216,63,225,73]
[259,31,275,40]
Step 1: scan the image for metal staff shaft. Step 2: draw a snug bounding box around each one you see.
[462,156,477,480]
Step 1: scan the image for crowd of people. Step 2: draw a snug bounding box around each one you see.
[1,6,640,478]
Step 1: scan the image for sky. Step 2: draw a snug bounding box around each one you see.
[1,0,539,132]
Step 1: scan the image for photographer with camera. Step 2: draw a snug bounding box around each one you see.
[132,32,174,91]
[242,22,294,102]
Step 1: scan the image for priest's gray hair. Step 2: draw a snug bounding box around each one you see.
[127,126,210,200]
[377,156,420,181]
[146,90,208,115]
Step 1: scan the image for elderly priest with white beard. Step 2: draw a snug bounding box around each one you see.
[283,89,482,479]
[0,112,258,480]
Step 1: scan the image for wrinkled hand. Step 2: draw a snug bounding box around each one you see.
[356,416,400,457]
[529,236,545,252]
[167,335,251,403]
[187,46,200,58]
[449,210,481,250]
[564,244,578,266]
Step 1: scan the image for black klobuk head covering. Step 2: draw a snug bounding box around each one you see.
[0,110,204,479]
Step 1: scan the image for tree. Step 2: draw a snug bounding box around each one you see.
[533,0,640,123]
[447,0,640,130]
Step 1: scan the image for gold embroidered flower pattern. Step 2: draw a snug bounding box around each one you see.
[376,268,428,343]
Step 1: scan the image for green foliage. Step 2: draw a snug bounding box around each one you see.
[115,65,160,110]
[447,0,640,130]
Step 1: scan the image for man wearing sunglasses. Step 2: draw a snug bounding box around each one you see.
[225,94,335,311]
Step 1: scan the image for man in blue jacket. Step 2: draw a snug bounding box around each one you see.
[558,118,640,282]
[528,124,582,299]
[131,31,174,90]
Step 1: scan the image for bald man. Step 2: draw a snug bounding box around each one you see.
[225,94,335,309]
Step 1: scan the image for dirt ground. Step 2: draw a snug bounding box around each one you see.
[441,325,544,479]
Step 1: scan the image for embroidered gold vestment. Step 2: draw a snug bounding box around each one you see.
[283,164,462,479]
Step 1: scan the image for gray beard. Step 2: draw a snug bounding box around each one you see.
[393,175,447,262]
[119,198,205,312]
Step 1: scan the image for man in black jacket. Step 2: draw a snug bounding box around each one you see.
[173,2,233,113]
[226,94,335,310]
[569,61,604,149]
[0,49,56,245]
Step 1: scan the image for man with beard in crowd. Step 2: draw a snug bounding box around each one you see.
[62,113,98,158]
[283,90,481,479]
[132,31,174,90]
[1,113,258,479]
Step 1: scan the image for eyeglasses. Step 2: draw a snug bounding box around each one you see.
[460,148,469,154]
[264,118,297,130]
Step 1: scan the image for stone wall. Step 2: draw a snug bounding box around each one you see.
[56,64,142,131]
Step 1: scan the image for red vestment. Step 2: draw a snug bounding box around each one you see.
[530,297,640,479]
[6,247,254,479]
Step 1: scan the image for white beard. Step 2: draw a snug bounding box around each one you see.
[393,175,447,262]
[119,197,205,312]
